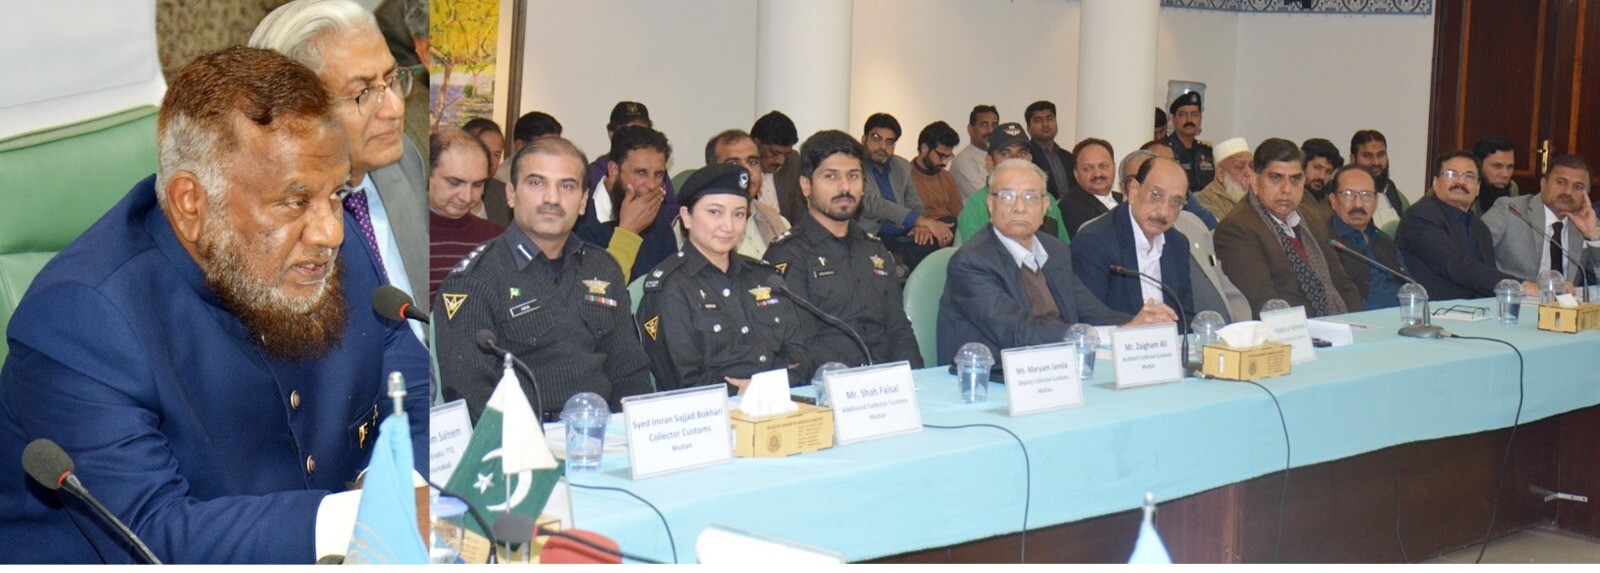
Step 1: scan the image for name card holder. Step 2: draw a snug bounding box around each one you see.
[822,361,922,445]
[622,385,734,480]
[1111,323,1184,389]
[1001,342,1083,415]
[1260,305,1316,363]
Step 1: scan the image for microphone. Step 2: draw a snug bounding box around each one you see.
[23,439,163,564]
[763,275,874,366]
[373,285,430,323]
[1507,204,1590,300]
[1109,265,1195,374]
[1327,240,1452,339]
[475,330,548,422]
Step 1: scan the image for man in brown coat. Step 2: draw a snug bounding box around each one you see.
[1214,138,1362,318]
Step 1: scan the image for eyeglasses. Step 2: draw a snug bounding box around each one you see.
[1432,305,1487,320]
[994,189,1045,205]
[1335,189,1377,202]
[345,68,414,117]
[1439,169,1479,183]
[1144,187,1187,210]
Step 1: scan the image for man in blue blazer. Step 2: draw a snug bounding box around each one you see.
[0,47,430,563]
[937,160,1178,365]
[1071,157,1196,323]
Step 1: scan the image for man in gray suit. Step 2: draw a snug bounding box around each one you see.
[1120,149,1251,322]
[252,0,431,325]
[1483,154,1599,284]
[858,113,953,274]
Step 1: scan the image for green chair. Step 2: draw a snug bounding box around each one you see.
[671,168,698,192]
[903,246,957,367]
[0,106,159,365]
[628,274,646,314]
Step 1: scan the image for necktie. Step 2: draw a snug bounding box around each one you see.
[344,189,387,279]
[1551,221,1565,275]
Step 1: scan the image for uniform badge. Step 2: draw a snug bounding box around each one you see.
[749,286,772,302]
[583,278,610,295]
[818,256,827,266]
[442,293,468,320]
[739,172,750,189]
[870,255,885,271]
[643,315,661,341]
[509,287,521,299]
[699,289,707,301]
[774,262,788,275]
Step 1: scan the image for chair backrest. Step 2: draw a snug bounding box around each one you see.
[902,246,958,367]
[671,168,698,192]
[0,106,159,365]
[628,274,646,314]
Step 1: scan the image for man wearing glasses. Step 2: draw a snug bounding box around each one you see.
[1327,165,1404,310]
[1070,157,1196,323]
[252,0,431,329]
[1397,150,1540,300]
[936,160,1176,364]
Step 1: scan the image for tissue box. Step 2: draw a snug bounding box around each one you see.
[730,403,834,458]
[1202,342,1292,381]
[1537,303,1600,333]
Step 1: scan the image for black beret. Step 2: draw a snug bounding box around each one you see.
[677,163,751,205]
[608,101,650,127]
[1169,91,1203,116]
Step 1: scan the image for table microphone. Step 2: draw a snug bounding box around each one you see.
[762,275,874,366]
[23,439,163,564]
[372,285,430,324]
[475,330,548,422]
[1109,265,1196,374]
[1327,239,1453,339]
[1507,204,1591,300]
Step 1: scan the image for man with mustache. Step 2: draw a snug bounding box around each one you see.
[956,122,1073,244]
[763,130,923,368]
[751,110,806,223]
[1127,149,1251,321]
[1164,91,1215,194]
[0,46,430,563]
[1482,154,1599,284]
[857,112,953,274]
[708,129,791,259]
[427,128,501,300]
[1327,165,1404,310]
[909,121,964,222]
[1215,138,1362,318]
[1071,156,1195,322]
[1350,129,1410,236]
[1301,138,1344,205]
[953,105,999,201]
[1396,150,1538,300]
[1024,100,1077,201]
[1193,137,1252,222]
[1473,135,1521,214]
[433,136,652,423]
[1059,138,1124,238]
[574,125,678,282]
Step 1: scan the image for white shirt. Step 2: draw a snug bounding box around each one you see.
[1092,192,1118,210]
[994,228,1049,271]
[1129,208,1166,304]
[352,175,424,343]
[1268,209,1303,240]
[952,145,990,201]
[591,180,614,223]
[754,179,782,215]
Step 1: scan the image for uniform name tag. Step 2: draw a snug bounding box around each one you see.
[509,300,541,318]
[701,303,720,310]
[814,269,837,278]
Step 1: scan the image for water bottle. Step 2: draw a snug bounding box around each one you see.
[560,392,608,473]
[1065,323,1099,380]
[954,343,993,403]
[1397,283,1429,326]
[1495,278,1523,325]
[811,362,847,407]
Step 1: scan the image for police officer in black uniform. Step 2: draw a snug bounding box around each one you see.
[434,136,652,422]
[763,130,924,368]
[1165,91,1216,194]
[636,163,811,394]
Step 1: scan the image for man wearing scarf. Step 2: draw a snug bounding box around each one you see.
[1214,138,1363,318]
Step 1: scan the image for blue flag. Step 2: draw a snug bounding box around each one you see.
[345,414,429,564]
[1128,493,1172,564]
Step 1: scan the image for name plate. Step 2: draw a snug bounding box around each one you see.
[823,361,922,445]
[1111,323,1184,389]
[1001,342,1083,416]
[1261,306,1315,363]
[622,385,734,480]
[429,399,474,483]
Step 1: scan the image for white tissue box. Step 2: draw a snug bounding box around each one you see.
[730,403,834,458]
[1537,303,1600,333]
[1201,342,1292,381]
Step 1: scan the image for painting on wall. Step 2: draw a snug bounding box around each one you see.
[429,0,497,130]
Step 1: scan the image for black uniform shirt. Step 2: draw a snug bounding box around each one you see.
[1166,132,1217,193]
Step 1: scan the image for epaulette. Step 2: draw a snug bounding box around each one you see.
[641,253,687,291]
[770,229,795,245]
[448,242,491,275]
[864,232,882,242]
[1197,139,1214,148]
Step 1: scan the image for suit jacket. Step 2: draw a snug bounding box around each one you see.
[773,149,806,224]
[859,155,923,235]
[1070,203,1194,322]
[1059,187,1123,239]
[1213,199,1363,317]
[1396,194,1516,300]
[1330,217,1406,305]
[0,176,431,563]
[1027,141,1076,200]
[371,137,431,312]
[1482,193,1600,283]
[1173,211,1252,322]
[936,225,1132,365]
[481,178,513,228]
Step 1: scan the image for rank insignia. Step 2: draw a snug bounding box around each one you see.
[870,255,885,271]
[442,293,468,320]
[583,278,610,295]
[643,315,661,341]
[584,294,618,307]
[509,287,521,299]
[749,286,772,302]
[818,256,827,266]
[774,262,788,275]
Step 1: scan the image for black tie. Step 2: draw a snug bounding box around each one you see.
[1551,220,1565,274]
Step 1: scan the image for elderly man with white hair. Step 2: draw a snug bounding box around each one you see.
[1194,137,1252,222]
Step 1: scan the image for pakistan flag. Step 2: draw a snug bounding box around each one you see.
[444,362,564,538]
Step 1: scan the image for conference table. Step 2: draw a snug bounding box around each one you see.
[565,301,1600,563]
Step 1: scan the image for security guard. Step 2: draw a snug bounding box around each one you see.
[1165,91,1216,193]
[637,163,811,393]
[763,130,923,368]
[434,136,652,422]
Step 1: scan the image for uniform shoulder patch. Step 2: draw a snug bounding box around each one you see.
[642,255,685,292]
[441,293,468,320]
[770,229,794,244]
[642,315,661,341]
[449,242,491,275]
[864,232,882,242]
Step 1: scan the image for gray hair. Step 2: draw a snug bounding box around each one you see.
[987,158,1048,190]
[156,115,229,212]
[248,0,378,74]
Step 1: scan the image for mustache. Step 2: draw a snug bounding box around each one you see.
[1348,208,1369,218]
[1183,122,1196,128]
[536,203,565,216]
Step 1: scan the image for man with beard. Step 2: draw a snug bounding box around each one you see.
[1214,138,1362,318]
[0,47,430,563]
[1059,138,1123,238]
[1350,129,1410,236]
[573,125,676,282]
[1396,150,1538,300]
[1024,100,1077,200]
[909,121,964,222]
[956,122,1073,244]
[1326,166,1404,310]
[751,110,806,222]
[1482,154,1599,284]
[707,129,790,259]
[1474,135,1521,213]
[763,130,923,368]
[857,112,953,274]
[434,136,652,423]
[953,105,999,201]
[1301,138,1344,205]
[1071,156,1195,322]
[1164,91,1215,193]
[1194,137,1251,222]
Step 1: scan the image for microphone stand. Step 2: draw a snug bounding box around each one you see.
[1327,239,1452,338]
[1109,265,1197,376]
